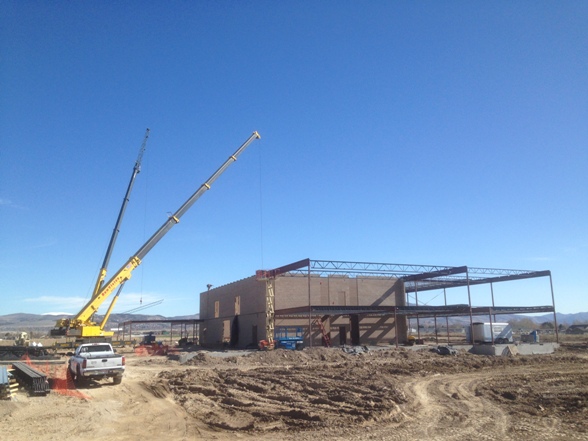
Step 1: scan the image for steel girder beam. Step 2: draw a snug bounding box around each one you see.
[256,258,310,279]
[11,362,49,395]
[275,304,554,319]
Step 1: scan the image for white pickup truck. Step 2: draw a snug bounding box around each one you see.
[68,342,125,384]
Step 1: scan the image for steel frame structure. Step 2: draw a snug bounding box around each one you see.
[119,319,202,346]
[259,258,559,346]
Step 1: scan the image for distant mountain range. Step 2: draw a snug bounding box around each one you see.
[411,312,588,327]
[0,312,199,333]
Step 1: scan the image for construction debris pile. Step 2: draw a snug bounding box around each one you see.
[0,366,18,400]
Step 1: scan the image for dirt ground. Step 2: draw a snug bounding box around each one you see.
[1,338,587,441]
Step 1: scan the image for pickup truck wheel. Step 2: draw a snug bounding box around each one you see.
[113,375,123,385]
[74,366,83,385]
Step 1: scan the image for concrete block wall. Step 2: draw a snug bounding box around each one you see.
[199,276,267,347]
[199,274,408,348]
[275,275,407,347]
[275,275,405,309]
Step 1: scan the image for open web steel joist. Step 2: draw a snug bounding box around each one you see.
[281,259,551,288]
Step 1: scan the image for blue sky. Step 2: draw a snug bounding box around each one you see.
[1,2,586,318]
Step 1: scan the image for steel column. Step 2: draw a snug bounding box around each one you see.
[415,281,421,340]
[308,264,312,348]
[444,288,450,344]
[393,307,399,348]
[490,282,496,322]
[467,268,474,344]
[549,273,559,343]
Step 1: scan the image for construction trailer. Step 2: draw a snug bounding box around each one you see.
[199,259,558,349]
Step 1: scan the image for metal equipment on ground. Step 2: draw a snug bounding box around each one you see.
[0,366,18,400]
[274,327,304,350]
[11,362,49,395]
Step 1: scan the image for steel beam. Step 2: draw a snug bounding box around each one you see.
[11,362,49,395]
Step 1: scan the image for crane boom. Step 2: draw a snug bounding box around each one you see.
[92,128,150,299]
[53,131,261,338]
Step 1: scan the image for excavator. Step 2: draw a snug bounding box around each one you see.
[51,131,261,341]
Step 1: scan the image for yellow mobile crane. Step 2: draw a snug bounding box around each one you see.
[52,131,261,340]
[91,128,150,302]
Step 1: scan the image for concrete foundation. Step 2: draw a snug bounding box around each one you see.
[469,342,559,356]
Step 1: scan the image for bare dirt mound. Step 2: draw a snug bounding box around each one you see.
[476,368,588,436]
[150,346,588,439]
[157,361,407,432]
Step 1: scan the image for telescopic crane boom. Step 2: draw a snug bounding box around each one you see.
[52,131,261,338]
[92,128,150,300]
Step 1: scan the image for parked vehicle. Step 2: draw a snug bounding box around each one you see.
[51,132,260,341]
[68,343,125,384]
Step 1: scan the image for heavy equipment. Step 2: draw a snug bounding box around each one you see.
[0,331,49,358]
[52,129,150,338]
[14,332,30,347]
[274,327,304,350]
[51,131,261,340]
[91,128,150,302]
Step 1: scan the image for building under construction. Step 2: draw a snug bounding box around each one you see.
[199,258,557,349]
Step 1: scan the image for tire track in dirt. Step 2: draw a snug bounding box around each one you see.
[384,364,587,441]
[156,364,409,433]
[398,372,510,440]
[75,362,208,441]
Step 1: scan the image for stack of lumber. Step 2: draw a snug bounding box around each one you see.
[0,365,19,399]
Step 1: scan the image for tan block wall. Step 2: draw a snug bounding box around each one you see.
[200,274,408,348]
[275,275,405,309]
[273,275,407,346]
[199,276,267,347]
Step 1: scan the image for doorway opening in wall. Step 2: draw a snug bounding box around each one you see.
[251,325,258,346]
[223,320,230,344]
[339,326,347,345]
[350,314,360,345]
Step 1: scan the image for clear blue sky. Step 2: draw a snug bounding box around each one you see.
[1,2,586,318]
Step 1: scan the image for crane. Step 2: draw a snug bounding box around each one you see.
[52,131,261,339]
[91,128,150,300]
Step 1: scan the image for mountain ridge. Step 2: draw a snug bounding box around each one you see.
[0,312,199,333]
